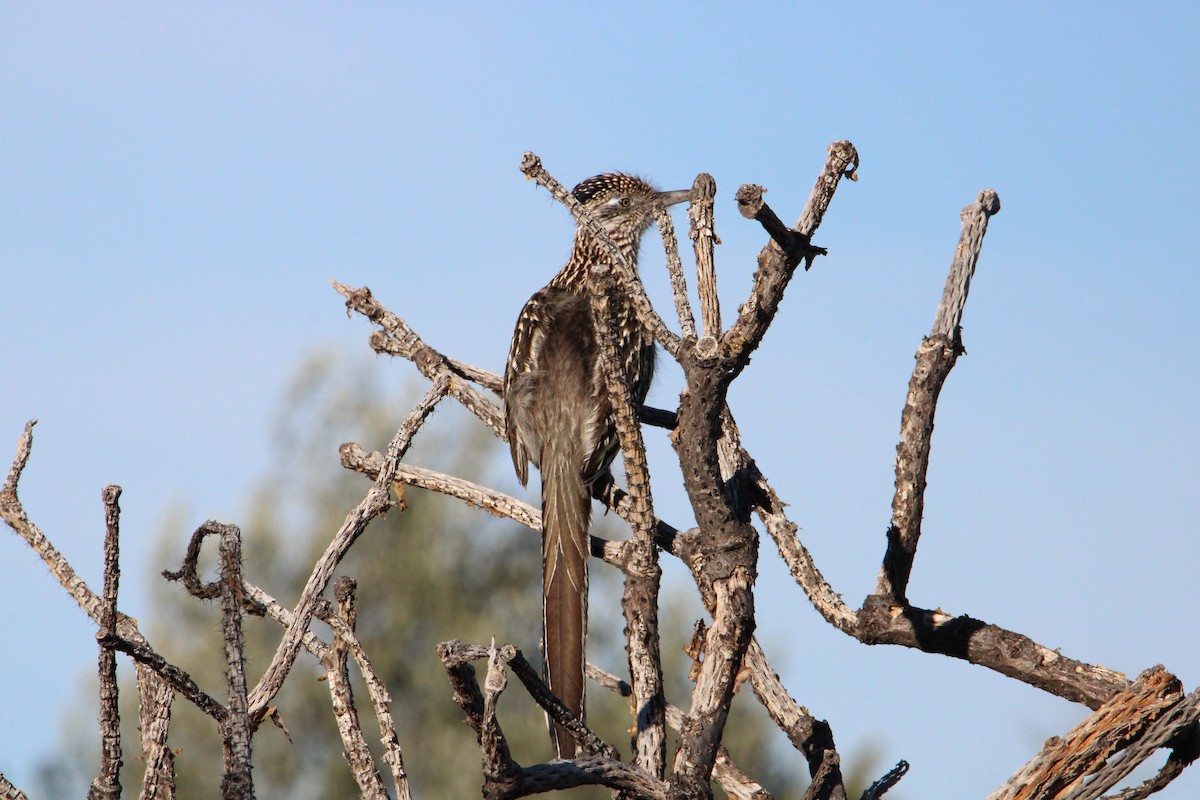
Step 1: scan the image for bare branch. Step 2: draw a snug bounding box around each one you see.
[441,641,619,761]
[2,423,232,738]
[438,641,675,800]
[670,565,755,797]
[665,413,848,796]
[2,422,149,647]
[325,577,389,800]
[581,248,668,773]
[100,630,229,722]
[758,421,1128,709]
[320,579,412,799]
[856,596,1128,709]
[734,183,827,268]
[667,350,759,798]
[136,664,177,800]
[654,202,697,339]
[333,281,506,435]
[710,749,774,800]
[216,523,254,799]
[744,641,848,800]
[481,641,523,799]
[246,377,447,719]
[875,188,1002,603]
[343,442,681,573]
[721,141,858,370]
[518,757,669,799]
[932,189,1001,338]
[0,774,29,800]
[589,661,775,800]
[859,761,909,800]
[339,443,542,532]
[990,666,1198,800]
[436,640,522,797]
[753,467,857,634]
[1071,683,1199,799]
[436,639,488,736]
[2,419,36,498]
[161,521,224,601]
[688,173,721,352]
[88,485,124,800]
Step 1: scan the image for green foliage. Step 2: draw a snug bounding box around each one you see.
[37,346,828,797]
[145,347,552,798]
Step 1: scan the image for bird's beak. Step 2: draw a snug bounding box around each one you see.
[657,189,691,207]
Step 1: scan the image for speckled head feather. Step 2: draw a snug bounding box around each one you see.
[570,173,657,204]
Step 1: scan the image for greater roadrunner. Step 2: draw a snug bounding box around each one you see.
[504,173,688,758]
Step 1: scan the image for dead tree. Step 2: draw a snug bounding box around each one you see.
[2,143,1197,799]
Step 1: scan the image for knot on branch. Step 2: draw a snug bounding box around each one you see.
[333,575,357,606]
[974,188,1001,217]
[340,285,383,322]
[695,335,719,360]
[829,139,860,181]
[734,184,766,219]
[689,172,717,208]
[520,151,542,178]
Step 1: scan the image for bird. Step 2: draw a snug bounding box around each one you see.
[504,173,689,758]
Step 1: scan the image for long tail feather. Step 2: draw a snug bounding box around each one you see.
[541,441,590,758]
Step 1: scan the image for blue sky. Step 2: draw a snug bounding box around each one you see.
[3,4,1198,797]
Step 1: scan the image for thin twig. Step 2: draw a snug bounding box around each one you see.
[441,641,619,760]
[439,641,675,799]
[332,281,506,436]
[859,761,909,800]
[932,189,1001,338]
[325,577,388,800]
[339,443,541,532]
[751,465,857,634]
[323,584,412,800]
[688,173,721,353]
[2,426,230,732]
[588,661,775,799]
[2,422,152,648]
[246,376,449,719]
[99,630,229,722]
[89,485,124,800]
[2,419,36,498]
[744,640,848,800]
[217,523,254,799]
[655,203,697,339]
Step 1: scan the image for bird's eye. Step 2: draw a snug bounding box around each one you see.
[617,197,632,208]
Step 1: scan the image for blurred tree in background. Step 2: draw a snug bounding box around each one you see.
[33,347,839,798]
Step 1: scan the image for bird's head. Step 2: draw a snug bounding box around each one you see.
[570,173,689,243]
